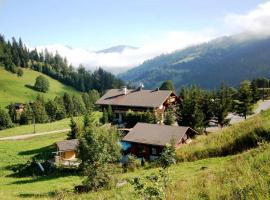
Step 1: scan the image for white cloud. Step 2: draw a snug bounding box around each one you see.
[225,1,270,35]
[35,30,215,71]
[34,1,270,72]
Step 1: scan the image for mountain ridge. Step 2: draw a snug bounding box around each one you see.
[119,33,270,90]
[96,45,138,53]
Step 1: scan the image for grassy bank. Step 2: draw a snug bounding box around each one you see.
[176,109,270,161]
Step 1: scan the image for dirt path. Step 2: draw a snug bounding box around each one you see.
[0,128,70,141]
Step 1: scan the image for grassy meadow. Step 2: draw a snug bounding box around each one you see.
[0,67,80,108]
[0,110,269,199]
[0,112,102,138]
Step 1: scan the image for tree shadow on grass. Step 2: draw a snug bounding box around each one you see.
[18,191,56,199]
[5,144,56,178]
[10,168,79,184]
[24,84,39,92]
[18,145,54,156]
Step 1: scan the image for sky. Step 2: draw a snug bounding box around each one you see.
[0,0,269,70]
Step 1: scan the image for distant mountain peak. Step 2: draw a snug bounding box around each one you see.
[96,45,138,53]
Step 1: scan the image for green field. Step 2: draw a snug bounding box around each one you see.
[0,67,80,108]
[0,112,102,138]
[0,111,269,199]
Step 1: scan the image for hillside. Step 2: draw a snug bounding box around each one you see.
[0,109,269,199]
[0,67,80,108]
[120,33,270,90]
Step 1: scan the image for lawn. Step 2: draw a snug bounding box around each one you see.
[0,112,102,138]
[0,130,231,200]
[0,67,80,108]
[0,133,82,200]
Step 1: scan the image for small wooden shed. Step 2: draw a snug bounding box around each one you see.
[55,139,79,160]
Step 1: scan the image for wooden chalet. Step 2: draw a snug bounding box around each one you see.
[122,123,197,161]
[55,139,79,166]
[96,86,179,123]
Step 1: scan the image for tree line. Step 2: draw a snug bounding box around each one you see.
[0,90,100,130]
[0,35,124,93]
[160,78,268,133]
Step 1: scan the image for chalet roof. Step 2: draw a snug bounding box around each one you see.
[56,139,79,152]
[96,89,173,108]
[122,123,196,146]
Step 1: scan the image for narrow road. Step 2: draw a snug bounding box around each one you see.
[0,128,70,141]
[207,100,270,132]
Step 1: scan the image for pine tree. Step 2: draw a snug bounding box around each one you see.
[164,105,176,125]
[250,80,260,103]
[159,80,175,91]
[193,105,204,131]
[67,117,79,140]
[234,80,254,119]
[45,100,58,121]
[63,93,74,116]
[7,103,19,123]
[214,83,232,127]
[72,95,86,116]
[0,107,13,130]
[31,96,49,123]
[54,96,67,120]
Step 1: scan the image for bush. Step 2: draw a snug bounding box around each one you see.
[124,110,157,128]
[17,68,23,77]
[34,75,50,92]
[123,155,141,172]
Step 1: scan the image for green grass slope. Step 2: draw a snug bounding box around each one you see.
[176,109,270,162]
[0,110,269,199]
[0,67,80,108]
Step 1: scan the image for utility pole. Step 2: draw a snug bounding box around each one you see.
[33,115,36,133]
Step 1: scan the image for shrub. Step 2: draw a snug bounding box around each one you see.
[34,75,50,92]
[123,155,141,172]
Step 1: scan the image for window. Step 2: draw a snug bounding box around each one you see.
[152,147,157,155]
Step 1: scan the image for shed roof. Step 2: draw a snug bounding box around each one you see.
[96,89,173,108]
[122,123,196,146]
[56,139,79,151]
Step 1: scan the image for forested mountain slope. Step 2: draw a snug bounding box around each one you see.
[120,34,270,89]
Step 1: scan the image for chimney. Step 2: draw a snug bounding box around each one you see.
[139,82,144,91]
[122,86,127,95]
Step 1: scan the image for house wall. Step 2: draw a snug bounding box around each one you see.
[61,150,76,160]
[129,143,164,160]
